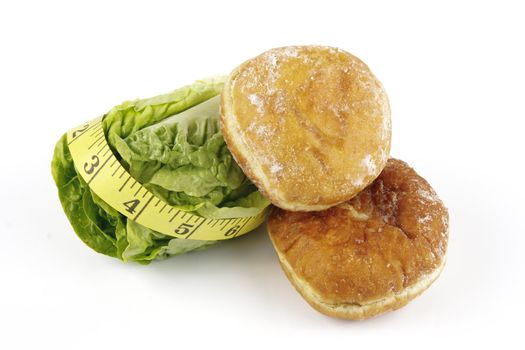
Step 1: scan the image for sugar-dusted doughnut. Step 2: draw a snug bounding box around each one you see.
[221,46,391,211]
[267,159,449,319]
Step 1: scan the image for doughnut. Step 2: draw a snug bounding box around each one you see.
[221,46,391,211]
[267,159,449,320]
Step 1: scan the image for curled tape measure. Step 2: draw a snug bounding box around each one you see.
[67,117,268,241]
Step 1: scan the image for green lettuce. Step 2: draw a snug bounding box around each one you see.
[51,78,269,263]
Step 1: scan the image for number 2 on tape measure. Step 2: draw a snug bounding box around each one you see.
[72,124,89,138]
[66,116,268,241]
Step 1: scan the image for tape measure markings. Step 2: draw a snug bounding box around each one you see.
[88,125,102,137]
[185,218,206,239]
[169,211,179,223]
[87,133,104,150]
[132,195,154,222]
[110,162,120,176]
[91,126,104,136]
[221,219,232,230]
[86,151,113,185]
[67,116,268,241]
[233,218,250,238]
[68,123,97,145]
[118,176,131,192]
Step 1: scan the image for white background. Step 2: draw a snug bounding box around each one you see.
[1,1,524,348]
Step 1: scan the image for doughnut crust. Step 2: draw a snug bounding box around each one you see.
[267,159,449,320]
[221,46,391,211]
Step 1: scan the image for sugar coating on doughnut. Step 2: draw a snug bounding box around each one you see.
[267,159,449,319]
[221,46,391,211]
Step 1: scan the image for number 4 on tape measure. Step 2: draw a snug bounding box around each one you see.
[123,199,141,214]
[66,117,268,241]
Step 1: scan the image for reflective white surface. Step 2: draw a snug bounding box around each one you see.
[0,1,523,349]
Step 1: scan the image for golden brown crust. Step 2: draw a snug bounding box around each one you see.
[221,46,391,211]
[267,159,449,319]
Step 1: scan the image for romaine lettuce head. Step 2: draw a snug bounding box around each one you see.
[51,78,270,263]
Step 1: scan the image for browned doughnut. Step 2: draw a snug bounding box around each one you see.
[267,159,449,320]
[221,46,391,211]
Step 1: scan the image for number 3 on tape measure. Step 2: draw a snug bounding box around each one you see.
[66,116,268,241]
[83,155,100,174]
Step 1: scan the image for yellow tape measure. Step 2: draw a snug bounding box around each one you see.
[67,117,268,241]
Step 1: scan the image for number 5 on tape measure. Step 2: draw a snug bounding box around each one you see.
[66,117,268,241]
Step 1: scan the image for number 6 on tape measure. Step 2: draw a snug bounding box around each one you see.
[67,117,268,241]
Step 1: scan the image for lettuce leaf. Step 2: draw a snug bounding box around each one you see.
[51,78,269,263]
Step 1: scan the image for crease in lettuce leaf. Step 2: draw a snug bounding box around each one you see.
[51,78,269,263]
